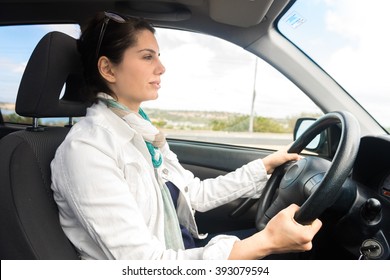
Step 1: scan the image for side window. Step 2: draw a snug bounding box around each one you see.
[0,25,322,150]
[147,28,322,150]
[0,24,80,126]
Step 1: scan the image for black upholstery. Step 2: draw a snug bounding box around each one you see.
[16,32,86,118]
[0,32,87,259]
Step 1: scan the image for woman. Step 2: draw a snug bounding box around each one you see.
[51,11,322,260]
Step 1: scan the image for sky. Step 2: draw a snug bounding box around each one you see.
[0,0,389,129]
[279,0,390,127]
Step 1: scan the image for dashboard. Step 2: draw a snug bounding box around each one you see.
[333,134,390,259]
[353,135,390,200]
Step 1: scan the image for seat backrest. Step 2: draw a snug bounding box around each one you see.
[0,31,87,259]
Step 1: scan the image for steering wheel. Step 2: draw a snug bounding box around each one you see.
[255,111,360,230]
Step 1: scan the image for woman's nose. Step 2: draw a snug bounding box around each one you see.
[156,59,166,75]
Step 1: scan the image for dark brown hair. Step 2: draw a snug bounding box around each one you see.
[77,12,155,102]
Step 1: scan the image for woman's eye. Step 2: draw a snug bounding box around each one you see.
[144,55,153,60]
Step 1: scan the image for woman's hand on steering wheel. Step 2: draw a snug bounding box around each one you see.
[262,147,301,174]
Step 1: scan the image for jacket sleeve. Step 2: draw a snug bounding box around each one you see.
[161,143,269,213]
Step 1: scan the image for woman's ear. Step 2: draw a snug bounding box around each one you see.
[97,56,116,83]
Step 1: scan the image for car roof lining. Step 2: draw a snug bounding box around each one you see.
[0,0,290,49]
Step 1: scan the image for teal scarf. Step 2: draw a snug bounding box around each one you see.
[138,108,162,168]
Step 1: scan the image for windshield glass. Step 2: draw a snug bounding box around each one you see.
[278,0,390,133]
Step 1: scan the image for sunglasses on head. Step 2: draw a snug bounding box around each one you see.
[96,11,127,58]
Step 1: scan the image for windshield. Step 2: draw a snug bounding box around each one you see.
[278,0,390,133]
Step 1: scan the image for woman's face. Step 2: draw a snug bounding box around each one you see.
[108,29,165,111]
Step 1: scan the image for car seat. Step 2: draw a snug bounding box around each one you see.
[0,31,87,259]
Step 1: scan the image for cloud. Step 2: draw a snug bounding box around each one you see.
[41,24,81,38]
[11,61,27,74]
[0,57,26,102]
[323,0,390,124]
[0,57,26,73]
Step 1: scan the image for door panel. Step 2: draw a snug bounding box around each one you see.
[168,139,272,234]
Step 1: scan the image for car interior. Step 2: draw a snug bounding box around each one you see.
[0,0,389,260]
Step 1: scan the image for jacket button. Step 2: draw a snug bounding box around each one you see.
[184,186,189,192]
[162,168,169,175]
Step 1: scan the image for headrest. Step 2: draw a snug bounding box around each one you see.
[16,31,87,118]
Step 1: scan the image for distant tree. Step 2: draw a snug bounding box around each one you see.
[253,116,286,133]
[3,113,39,125]
[152,119,167,128]
[211,115,249,131]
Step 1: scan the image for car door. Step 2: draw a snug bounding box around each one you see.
[169,139,270,234]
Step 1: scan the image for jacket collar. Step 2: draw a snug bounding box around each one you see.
[87,101,137,145]
[87,101,155,169]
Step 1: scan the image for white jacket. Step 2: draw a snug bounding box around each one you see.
[51,101,269,260]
